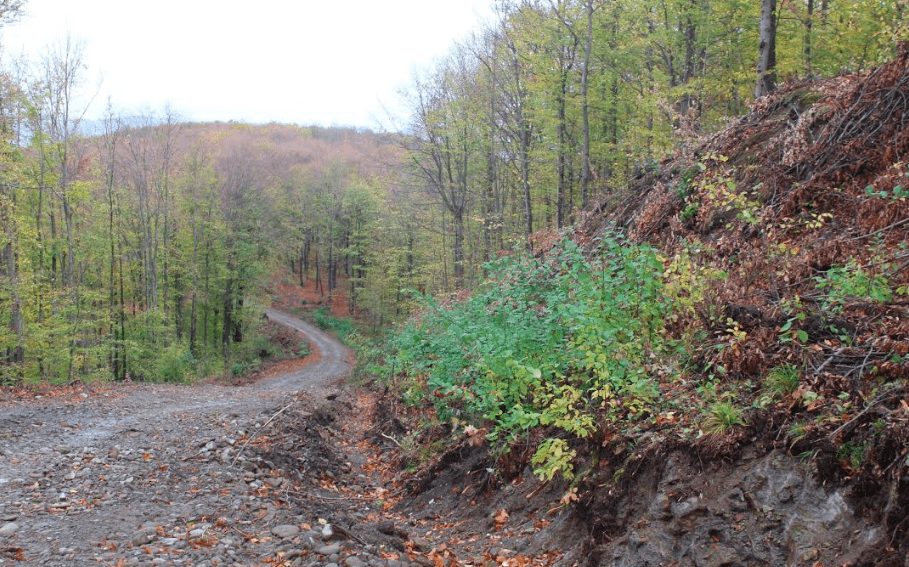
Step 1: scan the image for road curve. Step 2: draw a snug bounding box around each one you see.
[0,308,352,566]
[263,308,352,393]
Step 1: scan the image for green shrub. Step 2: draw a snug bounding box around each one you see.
[231,359,261,377]
[531,438,577,482]
[312,307,356,342]
[390,235,685,479]
[816,260,892,312]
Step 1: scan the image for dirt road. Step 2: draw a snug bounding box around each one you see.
[0,309,352,566]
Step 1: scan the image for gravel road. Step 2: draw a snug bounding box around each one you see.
[0,309,352,566]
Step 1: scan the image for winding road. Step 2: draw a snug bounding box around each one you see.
[0,309,352,566]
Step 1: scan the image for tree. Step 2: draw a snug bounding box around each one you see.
[755,0,778,97]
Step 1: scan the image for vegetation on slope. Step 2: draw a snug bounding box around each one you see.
[371,46,909,563]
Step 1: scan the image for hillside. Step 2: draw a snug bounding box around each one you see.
[373,48,909,566]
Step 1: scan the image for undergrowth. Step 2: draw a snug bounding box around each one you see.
[387,234,718,480]
[312,307,357,344]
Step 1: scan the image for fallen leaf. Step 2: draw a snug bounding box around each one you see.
[493,508,509,530]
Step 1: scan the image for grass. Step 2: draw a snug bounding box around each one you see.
[764,364,800,398]
[702,401,746,434]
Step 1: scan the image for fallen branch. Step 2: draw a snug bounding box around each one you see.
[380,432,404,449]
[850,216,909,241]
[333,523,367,545]
[231,400,298,466]
[286,488,361,501]
[814,347,847,375]
[828,387,907,440]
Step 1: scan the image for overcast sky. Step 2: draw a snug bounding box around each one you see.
[1,0,492,130]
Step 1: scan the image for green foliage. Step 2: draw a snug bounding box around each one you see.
[788,421,808,442]
[390,234,685,478]
[837,441,867,470]
[531,438,576,482]
[865,171,909,200]
[680,203,699,224]
[312,307,356,343]
[816,260,892,311]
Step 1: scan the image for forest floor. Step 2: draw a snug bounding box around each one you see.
[0,308,557,567]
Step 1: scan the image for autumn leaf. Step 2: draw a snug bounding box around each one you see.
[559,488,578,506]
[464,425,487,447]
[493,508,509,530]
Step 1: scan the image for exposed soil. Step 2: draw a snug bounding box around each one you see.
[271,272,354,319]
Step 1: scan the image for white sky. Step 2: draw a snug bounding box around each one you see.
[1,0,493,130]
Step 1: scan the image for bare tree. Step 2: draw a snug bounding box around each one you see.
[0,0,24,26]
[755,0,778,98]
[408,52,478,288]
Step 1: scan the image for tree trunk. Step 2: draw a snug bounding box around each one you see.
[755,0,778,98]
[580,0,594,208]
[453,206,465,288]
[556,69,569,229]
[804,0,814,77]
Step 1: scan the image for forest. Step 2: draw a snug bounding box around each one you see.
[1,0,909,564]
[2,0,904,386]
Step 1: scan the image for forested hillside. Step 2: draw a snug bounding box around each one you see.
[3,0,905,387]
[0,81,406,383]
[401,0,905,287]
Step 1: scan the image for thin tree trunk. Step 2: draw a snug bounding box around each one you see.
[804,0,814,77]
[755,0,778,98]
[453,206,465,288]
[580,0,594,208]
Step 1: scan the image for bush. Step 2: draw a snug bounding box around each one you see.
[390,235,687,477]
[312,307,356,343]
[816,260,892,312]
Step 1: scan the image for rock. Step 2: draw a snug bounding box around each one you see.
[697,543,741,567]
[316,543,341,555]
[0,522,19,537]
[321,523,335,540]
[671,496,705,519]
[188,528,206,539]
[377,521,409,539]
[272,524,301,539]
[409,537,431,551]
[344,557,366,567]
[131,531,154,546]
